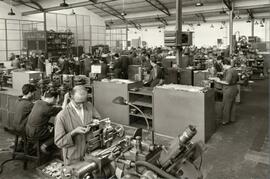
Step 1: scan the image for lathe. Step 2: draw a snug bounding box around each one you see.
[63,124,203,179]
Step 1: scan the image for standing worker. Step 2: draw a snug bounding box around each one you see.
[214,60,239,125]
[38,53,46,72]
[143,56,164,87]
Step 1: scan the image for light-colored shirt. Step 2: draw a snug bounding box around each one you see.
[71,102,84,124]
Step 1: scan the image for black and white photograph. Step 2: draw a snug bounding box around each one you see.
[0,0,269,178]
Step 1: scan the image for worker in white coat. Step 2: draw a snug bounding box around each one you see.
[54,85,101,165]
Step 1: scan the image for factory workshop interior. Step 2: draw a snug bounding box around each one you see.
[0,0,269,178]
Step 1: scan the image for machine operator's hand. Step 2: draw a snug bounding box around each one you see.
[71,126,89,136]
[64,92,70,101]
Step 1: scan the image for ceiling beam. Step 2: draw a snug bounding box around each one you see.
[223,0,232,11]
[156,16,168,26]
[196,13,206,23]
[14,0,41,10]
[247,9,254,19]
[91,3,141,29]
[22,0,116,16]
[29,0,44,11]
[145,0,171,16]
[14,0,44,11]
[109,12,270,29]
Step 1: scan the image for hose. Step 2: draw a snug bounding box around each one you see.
[135,161,179,179]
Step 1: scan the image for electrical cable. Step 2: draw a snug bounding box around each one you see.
[0,158,24,175]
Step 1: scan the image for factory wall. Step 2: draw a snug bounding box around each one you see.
[127,27,164,48]
[0,3,105,60]
[127,20,269,49]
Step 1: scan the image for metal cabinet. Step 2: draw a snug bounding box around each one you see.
[12,71,42,91]
[0,88,19,129]
[93,80,142,125]
[153,86,216,143]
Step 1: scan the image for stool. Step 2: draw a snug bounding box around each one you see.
[10,130,26,159]
[9,130,28,169]
[25,137,42,168]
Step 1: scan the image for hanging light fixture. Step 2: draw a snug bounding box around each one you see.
[234,10,241,20]
[121,0,127,16]
[246,18,251,23]
[195,0,204,7]
[219,7,226,14]
[70,9,76,15]
[60,0,69,7]
[8,0,15,16]
[255,21,259,25]
[8,8,15,16]
[109,19,114,24]
[210,24,214,28]
[260,20,264,27]
[197,22,201,26]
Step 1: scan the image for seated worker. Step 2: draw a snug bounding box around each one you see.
[54,85,101,165]
[143,56,164,87]
[214,60,239,125]
[12,84,36,134]
[26,89,69,153]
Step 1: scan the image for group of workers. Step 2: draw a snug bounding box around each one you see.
[10,52,46,71]
[8,44,246,167]
[12,83,100,165]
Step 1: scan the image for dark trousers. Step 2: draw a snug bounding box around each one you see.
[222,85,238,123]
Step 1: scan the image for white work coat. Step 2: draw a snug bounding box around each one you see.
[54,102,101,165]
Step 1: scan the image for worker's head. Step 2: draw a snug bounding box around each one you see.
[145,53,150,60]
[114,53,120,60]
[217,56,223,63]
[221,59,232,70]
[42,89,59,105]
[22,84,36,100]
[150,56,157,67]
[70,85,88,106]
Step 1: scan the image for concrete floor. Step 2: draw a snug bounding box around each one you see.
[0,79,269,179]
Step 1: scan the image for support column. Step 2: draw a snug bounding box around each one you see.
[4,19,8,61]
[126,25,128,50]
[75,14,79,57]
[229,9,234,55]
[44,12,47,55]
[251,18,254,37]
[176,0,182,67]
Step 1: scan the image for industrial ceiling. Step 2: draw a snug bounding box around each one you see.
[6,0,270,28]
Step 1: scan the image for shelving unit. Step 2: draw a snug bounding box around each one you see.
[23,31,74,58]
[128,87,153,129]
[47,31,74,57]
